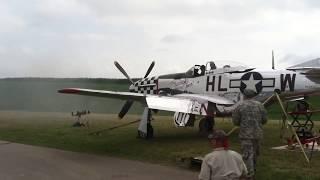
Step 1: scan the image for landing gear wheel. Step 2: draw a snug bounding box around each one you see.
[147,123,154,139]
[137,130,147,139]
[199,116,214,136]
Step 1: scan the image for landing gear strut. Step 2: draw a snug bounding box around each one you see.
[137,121,154,139]
[137,107,154,139]
[199,116,215,136]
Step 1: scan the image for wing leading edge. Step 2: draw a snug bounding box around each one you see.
[58,88,145,101]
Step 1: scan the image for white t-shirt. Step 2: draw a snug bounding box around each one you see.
[199,148,247,180]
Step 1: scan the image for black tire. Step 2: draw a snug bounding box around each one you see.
[147,123,154,139]
[198,116,214,136]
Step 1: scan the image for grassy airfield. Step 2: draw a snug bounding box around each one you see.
[1,78,320,179]
[0,111,319,180]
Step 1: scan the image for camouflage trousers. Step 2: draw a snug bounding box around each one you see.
[240,139,260,177]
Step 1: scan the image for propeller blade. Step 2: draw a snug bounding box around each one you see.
[118,100,134,119]
[114,61,134,84]
[144,61,155,78]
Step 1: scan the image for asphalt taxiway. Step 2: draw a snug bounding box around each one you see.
[0,140,198,180]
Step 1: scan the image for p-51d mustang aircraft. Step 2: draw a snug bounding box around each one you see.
[59,58,320,138]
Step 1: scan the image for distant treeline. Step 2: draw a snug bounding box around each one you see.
[0,77,138,84]
[0,78,145,114]
[1,78,320,120]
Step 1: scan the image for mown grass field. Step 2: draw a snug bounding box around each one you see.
[0,111,319,180]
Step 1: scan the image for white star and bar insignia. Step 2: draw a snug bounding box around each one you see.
[229,72,275,94]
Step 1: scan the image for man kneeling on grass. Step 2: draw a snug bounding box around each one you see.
[199,130,248,180]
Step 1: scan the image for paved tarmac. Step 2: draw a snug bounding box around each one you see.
[0,140,198,180]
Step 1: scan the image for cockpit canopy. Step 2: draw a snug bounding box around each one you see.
[185,65,204,78]
[185,61,217,77]
[185,61,252,78]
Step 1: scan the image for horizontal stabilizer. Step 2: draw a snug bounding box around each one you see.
[302,68,320,75]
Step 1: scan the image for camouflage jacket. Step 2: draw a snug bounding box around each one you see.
[232,100,267,140]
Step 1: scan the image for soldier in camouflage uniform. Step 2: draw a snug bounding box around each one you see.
[232,89,268,178]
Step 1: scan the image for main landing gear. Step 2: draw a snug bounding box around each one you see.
[137,108,154,139]
[137,122,154,139]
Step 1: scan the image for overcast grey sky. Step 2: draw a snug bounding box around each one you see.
[1,0,320,78]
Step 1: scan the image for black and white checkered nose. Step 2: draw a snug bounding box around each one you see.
[130,77,159,94]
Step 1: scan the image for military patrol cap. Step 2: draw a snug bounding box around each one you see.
[208,130,227,140]
[243,89,257,98]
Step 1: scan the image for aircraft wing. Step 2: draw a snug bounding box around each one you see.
[58,88,145,101]
[173,93,234,105]
[58,88,234,115]
[146,93,234,114]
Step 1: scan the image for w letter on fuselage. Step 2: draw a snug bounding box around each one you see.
[280,74,296,92]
